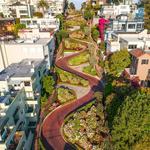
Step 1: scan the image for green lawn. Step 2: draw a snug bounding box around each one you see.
[68,52,89,66]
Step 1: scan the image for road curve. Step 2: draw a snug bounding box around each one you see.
[41,51,103,150]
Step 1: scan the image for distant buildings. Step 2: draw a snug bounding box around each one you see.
[0,0,67,18]
[101,5,132,18]
[20,17,60,30]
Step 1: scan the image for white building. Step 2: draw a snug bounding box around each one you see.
[101,5,131,18]
[107,30,150,52]
[20,17,60,30]
[0,36,55,71]
[0,0,33,18]
[9,1,33,18]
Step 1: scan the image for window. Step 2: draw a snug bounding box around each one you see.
[128,24,135,29]
[137,24,142,28]
[20,10,27,13]
[24,81,31,86]
[141,59,149,64]
[128,45,137,49]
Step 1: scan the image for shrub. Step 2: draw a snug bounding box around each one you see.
[82,65,97,76]
[57,87,76,104]
[56,68,89,87]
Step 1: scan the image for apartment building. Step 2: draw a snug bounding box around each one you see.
[101,5,131,18]
[0,0,33,18]
[108,17,144,32]
[0,89,34,150]
[9,1,33,18]
[106,30,150,52]
[124,49,150,87]
[20,17,59,30]
[0,35,55,71]
[0,59,47,121]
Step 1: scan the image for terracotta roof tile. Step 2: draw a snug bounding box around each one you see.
[130,49,145,57]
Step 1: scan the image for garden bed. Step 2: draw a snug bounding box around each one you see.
[57,87,76,104]
[63,98,109,150]
[82,65,98,76]
[68,52,89,66]
[56,68,89,87]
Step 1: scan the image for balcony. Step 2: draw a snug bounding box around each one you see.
[7,131,24,150]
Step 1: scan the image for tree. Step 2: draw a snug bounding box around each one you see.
[92,26,99,41]
[111,92,150,150]
[105,49,131,77]
[37,0,49,15]
[69,2,75,10]
[13,23,26,35]
[42,75,55,96]
[56,30,69,45]
[56,14,64,30]
[144,0,150,32]
[81,2,86,11]
[84,9,94,21]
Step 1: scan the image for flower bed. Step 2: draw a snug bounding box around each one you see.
[68,52,89,66]
[63,98,109,150]
[57,87,76,104]
[56,68,89,87]
[82,65,97,76]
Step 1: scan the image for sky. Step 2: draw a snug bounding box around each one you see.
[69,0,86,10]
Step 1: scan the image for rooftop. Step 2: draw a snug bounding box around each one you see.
[0,59,45,81]
[130,49,150,57]
[1,37,52,45]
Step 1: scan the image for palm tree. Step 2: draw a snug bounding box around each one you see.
[37,0,49,15]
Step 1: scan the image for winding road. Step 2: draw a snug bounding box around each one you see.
[41,44,103,150]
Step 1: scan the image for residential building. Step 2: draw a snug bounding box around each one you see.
[0,36,55,71]
[106,30,150,52]
[0,0,33,18]
[108,17,144,32]
[0,89,34,150]
[9,1,34,18]
[47,0,67,16]
[124,49,150,87]
[0,59,47,122]
[20,17,59,30]
[101,5,131,18]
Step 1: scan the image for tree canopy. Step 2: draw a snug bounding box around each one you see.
[42,75,55,96]
[111,92,150,150]
[83,9,94,21]
[69,2,75,10]
[105,49,131,77]
[37,0,49,13]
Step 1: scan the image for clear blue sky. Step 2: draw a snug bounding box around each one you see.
[69,0,86,10]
